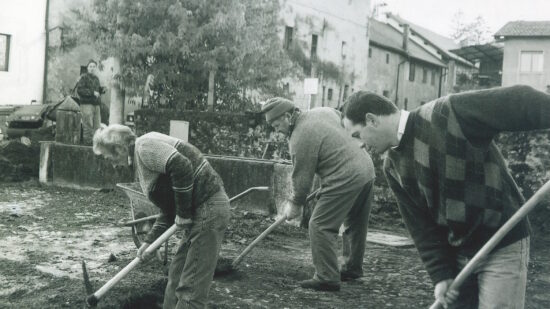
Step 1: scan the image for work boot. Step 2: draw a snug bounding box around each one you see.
[299,279,340,291]
[340,270,362,281]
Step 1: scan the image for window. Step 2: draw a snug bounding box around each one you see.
[311,34,318,59]
[520,51,543,72]
[341,41,347,58]
[382,90,389,98]
[404,98,408,110]
[343,85,349,101]
[322,86,326,106]
[368,48,372,58]
[328,88,333,101]
[386,53,390,64]
[431,70,436,85]
[283,26,293,50]
[409,62,415,81]
[422,68,428,83]
[0,34,10,72]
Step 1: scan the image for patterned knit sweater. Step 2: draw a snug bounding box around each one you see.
[383,85,550,284]
[134,132,223,243]
[288,107,375,205]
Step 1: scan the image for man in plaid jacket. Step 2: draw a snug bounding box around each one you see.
[343,85,550,308]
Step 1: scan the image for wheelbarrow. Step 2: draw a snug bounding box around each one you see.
[116,182,270,262]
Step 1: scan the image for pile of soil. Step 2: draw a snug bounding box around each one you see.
[0,140,40,182]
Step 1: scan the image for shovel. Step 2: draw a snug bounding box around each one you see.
[429,180,550,309]
[84,186,270,307]
[85,224,178,307]
[215,188,321,275]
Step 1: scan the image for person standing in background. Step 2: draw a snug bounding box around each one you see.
[76,59,105,144]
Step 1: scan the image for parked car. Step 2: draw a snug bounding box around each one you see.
[5,103,57,140]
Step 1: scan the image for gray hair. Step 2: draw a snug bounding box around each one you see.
[92,124,136,157]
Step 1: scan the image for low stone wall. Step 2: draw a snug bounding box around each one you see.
[41,142,134,190]
[40,142,294,215]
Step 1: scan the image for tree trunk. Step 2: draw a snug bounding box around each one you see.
[109,57,125,125]
[207,69,216,111]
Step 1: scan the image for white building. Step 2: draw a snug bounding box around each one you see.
[279,0,371,110]
[0,0,47,105]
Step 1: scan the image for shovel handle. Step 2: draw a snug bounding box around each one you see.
[231,189,320,268]
[231,215,287,268]
[89,224,178,303]
[428,180,550,309]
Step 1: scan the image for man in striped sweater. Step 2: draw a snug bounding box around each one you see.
[93,126,230,309]
[262,98,375,292]
[343,85,550,308]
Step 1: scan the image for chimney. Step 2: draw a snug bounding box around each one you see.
[402,24,410,53]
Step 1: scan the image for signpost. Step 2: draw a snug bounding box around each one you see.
[303,78,319,110]
[169,120,189,142]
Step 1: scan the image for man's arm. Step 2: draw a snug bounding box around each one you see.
[289,130,321,206]
[450,85,550,144]
[137,139,194,219]
[144,210,173,244]
[383,158,456,284]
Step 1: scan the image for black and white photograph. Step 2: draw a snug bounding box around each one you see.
[1,0,549,308]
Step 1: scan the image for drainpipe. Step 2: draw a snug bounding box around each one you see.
[395,24,410,105]
[42,0,50,105]
[438,67,447,97]
[395,60,407,104]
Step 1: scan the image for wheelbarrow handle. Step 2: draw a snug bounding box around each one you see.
[429,179,550,309]
[87,225,178,306]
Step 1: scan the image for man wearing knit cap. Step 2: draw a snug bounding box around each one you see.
[262,97,375,291]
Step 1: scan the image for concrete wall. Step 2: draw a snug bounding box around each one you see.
[40,142,295,215]
[279,0,371,109]
[0,0,47,105]
[501,38,550,91]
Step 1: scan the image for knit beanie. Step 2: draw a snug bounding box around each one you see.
[261,97,295,123]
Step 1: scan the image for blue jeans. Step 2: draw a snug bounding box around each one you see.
[163,190,230,309]
[450,237,530,309]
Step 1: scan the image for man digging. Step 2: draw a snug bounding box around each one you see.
[262,98,375,291]
[343,85,550,308]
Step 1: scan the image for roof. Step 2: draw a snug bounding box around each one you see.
[386,13,474,67]
[369,19,446,67]
[450,43,503,63]
[495,21,550,38]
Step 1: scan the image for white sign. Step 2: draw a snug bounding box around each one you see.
[304,78,319,95]
[170,120,189,142]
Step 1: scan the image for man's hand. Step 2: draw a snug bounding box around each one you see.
[175,215,193,230]
[283,201,302,220]
[136,242,153,261]
[434,279,459,308]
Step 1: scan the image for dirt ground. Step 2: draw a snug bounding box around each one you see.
[1,181,549,308]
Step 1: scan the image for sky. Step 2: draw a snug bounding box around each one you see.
[374,0,550,38]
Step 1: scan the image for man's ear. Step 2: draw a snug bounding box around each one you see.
[365,113,378,127]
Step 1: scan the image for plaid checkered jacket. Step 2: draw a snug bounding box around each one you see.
[384,85,550,283]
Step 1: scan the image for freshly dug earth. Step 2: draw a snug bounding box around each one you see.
[0,181,549,308]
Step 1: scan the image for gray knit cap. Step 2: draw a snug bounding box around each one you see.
[262,97,295,123]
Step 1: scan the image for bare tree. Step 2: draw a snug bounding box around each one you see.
[450,11,493,46]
